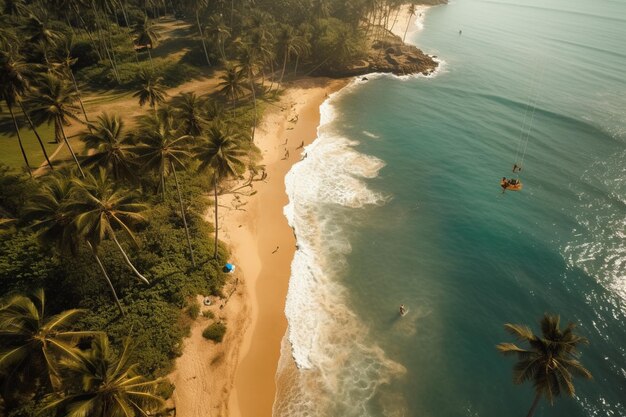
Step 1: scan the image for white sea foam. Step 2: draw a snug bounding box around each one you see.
[274,6,444,416]
[277,89,404,416]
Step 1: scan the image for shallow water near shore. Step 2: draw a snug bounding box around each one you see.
[277,0,626,416]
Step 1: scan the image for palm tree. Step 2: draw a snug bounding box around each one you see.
[133,17,160,64]
[217,64,248,118]
[497,314,593,417]
[0,48,56,173]
[403,4,416,43]
[238,43,262,142]
[80,113,138,181]
[68,169,150,285]
[0,290,95,398]
[206,15,231,63]
[276,25,306,85]
[0,51,33,176]
[43,334,165,417]
[133,70,167,114]
[195,125,246,259]
[23,14,62,66]
[25,174,126,315]
[54,44,92,129]
[135,113,196,267]
[28,73,84,176]
[170,92,209,136]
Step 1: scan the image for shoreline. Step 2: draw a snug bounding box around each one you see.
[167,77,349,417]
[167,4,437,417]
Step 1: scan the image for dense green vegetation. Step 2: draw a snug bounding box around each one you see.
[1,0,439,415]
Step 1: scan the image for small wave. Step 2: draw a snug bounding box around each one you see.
[278,89,404,416]
[363,130,380,139]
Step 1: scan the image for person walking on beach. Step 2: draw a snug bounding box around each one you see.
[296,141,304,150]
[399,304,406,316]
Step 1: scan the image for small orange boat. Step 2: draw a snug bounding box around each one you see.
[501,178,523,191]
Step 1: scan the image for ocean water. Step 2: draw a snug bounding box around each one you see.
[276,1,626,416]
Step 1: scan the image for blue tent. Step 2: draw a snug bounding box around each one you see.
[224,263,235,273]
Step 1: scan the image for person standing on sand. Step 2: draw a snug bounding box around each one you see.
[399,305,406,316]
[296,141,304,149]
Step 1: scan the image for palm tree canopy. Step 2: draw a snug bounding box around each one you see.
[195,125,246,179]
[43,334,165,417]
[67,169,147,247]
[170,92,209,136]
[217,65,248,100]
[0,50,33,107]
[25,174,78,253]
[135,113,194,177]
[133,71,166,108]
[28,73,80,127]
[133,18,160,48]
[80,113,138,181]
[497,314,592,404]
[23,14,62,47]
[0,289,94,390]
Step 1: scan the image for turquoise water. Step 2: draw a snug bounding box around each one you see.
[276,1,626,416]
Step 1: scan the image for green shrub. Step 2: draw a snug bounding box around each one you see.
[202,309,215,319]
[202,322,226,343]
[187,302,200,319]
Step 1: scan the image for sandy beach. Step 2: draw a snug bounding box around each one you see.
[168,77,348,417]
[168,5,423,417]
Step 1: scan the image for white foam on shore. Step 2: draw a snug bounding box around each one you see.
[277,89,404,416]
[274,5,443,416]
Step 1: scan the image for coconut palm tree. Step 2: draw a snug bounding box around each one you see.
[23,14,62,64]
[275,24,303,85]
[43,334,165,417]
[170,92,209,136]
[68,169,150,285]
[25,174,126,315]
[28,73,84,176]
[133,70,167,114]
[54,44,92,129]
[217,64,248,118]
[206,15,231,63]
[497,314,593,417]
[195,125,246,259]
[0,48,56,173]
[135,113,196,267]
[237,43,262,142]
[0,290,95,399]
[403,4,416,43]
[80,113,138,181]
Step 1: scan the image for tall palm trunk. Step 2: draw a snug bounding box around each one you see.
[196,9,212,66]
[249,72,257,142]
[18,101,54,170]
[88,241,125,315]
[171,161,196,267]
[7,103,33,177]
[279,51,288,85]
[108,229,150,284]
[58,120,85,177]
[213,174,219,259]
[67,67,92,132]
[526,393,542,417]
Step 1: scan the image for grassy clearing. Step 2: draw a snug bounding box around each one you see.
[0,119,58,171]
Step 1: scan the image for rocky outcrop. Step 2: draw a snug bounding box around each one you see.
[318,29,438,78]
